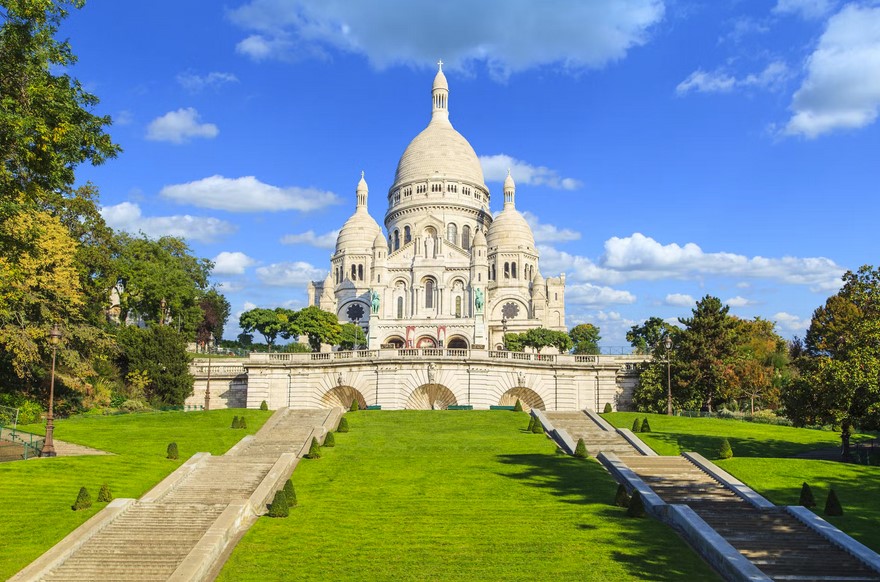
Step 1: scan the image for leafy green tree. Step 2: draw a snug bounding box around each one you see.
[239,307,285,349]
[196,289,230,346]
[570,323,601,355]
[626,317,676,355]
[339,323,366,350]
[725,318,788,413]
[503,332,525,352]
[116,325,193,405]
[676,296,738,411]
[517,328,572,354]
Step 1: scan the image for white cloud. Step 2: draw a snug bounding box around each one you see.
[725,295,754,307]
[774,0,837,20]
[146,108,219,143]
[773,311,811,334]
[521,212,580,244]
[784,4,880,138]
[213,251,258,275]
[176,71,239,92]
[566,283,636,307]
[480,154,582,190]
[228,0,665,79]
[256,261,327,286]
[676,61,789,95]
[665,293,695,307]
[160,175,339,212]
[280,229,339,249]
[100,202,236,243]
[114,110,133,126]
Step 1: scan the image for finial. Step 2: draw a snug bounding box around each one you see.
[437,59,443,71]
[361,170,364,179]
[507,168,511,177]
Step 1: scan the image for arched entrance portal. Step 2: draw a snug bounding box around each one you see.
[499,387,545,411]
[384,335,405,348]
[447,336,468,349]
[416,336,437,348]
[322,386,368,410]
[406,384,457,410]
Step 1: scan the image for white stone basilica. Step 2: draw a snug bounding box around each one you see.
[307,65,566,351]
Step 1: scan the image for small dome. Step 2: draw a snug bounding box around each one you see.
[336,208,382,254]
[472,227,487,247]
[373,231,385,249]
[487,207,535,251]
[433,68,448,91]
[504,170,515,191]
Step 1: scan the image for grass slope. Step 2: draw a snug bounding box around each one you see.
[0,409,271,580]
[219,411,719,581]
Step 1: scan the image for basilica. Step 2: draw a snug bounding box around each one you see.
[307,65,566,351]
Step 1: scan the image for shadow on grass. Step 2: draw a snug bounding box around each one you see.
[646,431,839,459]
[496,453,615,506]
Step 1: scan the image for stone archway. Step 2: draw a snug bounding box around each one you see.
[447,336,468,349]
[322,386,368,410]
[384,335,405,348]
[406,384,457,410]
[499,387,545,411]
[416,336,437,348]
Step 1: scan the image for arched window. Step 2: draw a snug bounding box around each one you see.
[511,262,517,279]
[447,223,458,245]
[358,264,364,281]
[425,279,435,309]
[491,264,496,280]
[404,226,411,244]
[397,296,404,319]
[455,296,462,318]
[393,230,400,251]
[504,262,510,279]
[462,225,471,249]
[351,265,357,280]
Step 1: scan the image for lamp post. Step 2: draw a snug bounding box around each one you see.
[42,324,62,457]
[204,334,213,411]
[664,335,673,416]
[501,317,508,350]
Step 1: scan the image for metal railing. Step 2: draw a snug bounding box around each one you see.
[0,425,44,459]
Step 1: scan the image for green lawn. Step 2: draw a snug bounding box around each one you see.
[219,411,720,582]
[0,408,272,580]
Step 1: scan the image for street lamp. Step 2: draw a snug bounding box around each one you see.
[664,335,673,416]
[42,324,62,457]
[501,317,508,350]
[204,334,213,411]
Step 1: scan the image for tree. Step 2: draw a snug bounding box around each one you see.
[339,323,366,351]
[503,332,525,352]
[725,318,788,414]
[676,296,738,411]
[626,317,676,355]
[196,289,231,347]
[116,325,193,406]
[570,323,601,355]
[293,306,342,351]
[239,308,285,349]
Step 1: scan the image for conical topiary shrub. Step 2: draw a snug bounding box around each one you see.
[283,479,297,507]
[526,415,535,432]
[641,418,651,433]
[337,416,350,433]
[718,438,733,460]
[324,431,336,447]
[574,438,589,459]
[267,490,289,517]
[72,487,92,511]
[531,418,544,434]
[825,488,843,516]
[97,483,113,503]
[305,437,321,459]
[240,416,248,430]
[231,415,240,429]
[514,399,523,412]
[603,402,612,414]
[799,482,816,508]
[615,483,630,508]
[350,399,359,412]
[260,400,268,411]
[631,418,641,433]
[166,442,179,460]
[626,490,645,517]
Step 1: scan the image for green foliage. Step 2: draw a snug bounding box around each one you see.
[71,487,92,511]
[96,483,112,503]
[267,490,289,518]
[305,437,321,459]
[503,328,572,353]
[799,482,816,508]
[166,442,179,460]
[337,416,350,433]
[339,323,367,351]
[196,289,231,346]
[631,418,641,433]
[283,479,297,507]
[116,325,194,406]
[526,415,535,432]
[570,323,601,355]
[640,418,651,433]
[614,484,630,508]
[232,416,240,429]
[626,490,645,517]
[825,488,843,516]
[531,418,544,434]
[350,399,359,412]
[513,399,523,412]
[574,438,589,458]
[240,417,247,430]
[294,306,343,351]
[627,317,676,355]
[260,400,268,411]
[677,296,738,411]
[238,307,290,350]
[324,431,335,447]
[718,438,733,460]
[603,402,612,414]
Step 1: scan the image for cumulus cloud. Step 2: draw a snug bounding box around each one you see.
[160,175,339,212]
[256,261,327,286]
[773,0,837,20]
[566,283,637,307]
[539,232,844,291]
[725,296,754,307]
[480,154,581,190]
[100,202,236,243]
[228,0,665,79]
[176,71,239,92]
[521,211,580,244]
[280,229,339,249]
[665,293,695,307]
[773,311,812,334]
[146,108,219,143]
[784,4,880,138]
[213,251,258,275]
[676,61,789,95]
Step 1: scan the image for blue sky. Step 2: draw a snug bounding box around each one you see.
[61,0,880,347]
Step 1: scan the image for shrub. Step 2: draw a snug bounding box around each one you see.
[240,417,248,430]
[97,483,113,503]
[267,490,289,517]
[283,479,297,507]
[231,416,240,429]
[260,400,268,411]
[799,482,816,508]
[337,416,350,433]
[631,418,641,433]
[305,437,321,459]
[72,487,92,511]
[641,418,651,433]
[614,484,630,508]
[513,399,523,412]
[603,402,612,414]
[531,418,544,434]
[166,442,179,460]
[350,399,359,412]
[526,416,535,432]
[120,399,149,413]
[626,490,645,517]
[718,438,733,460]
[825,489,843,516]
[574,438,589,459]
[324,431,336,447]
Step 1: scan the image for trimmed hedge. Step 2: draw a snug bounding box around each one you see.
[283,479,297,507]
[267,490,289,518]
[72,487,92,511]
[337,416,350,433]
[324,431,336,447]
[631,418,641,433]
[531,418,544,434]
[350,400,359,412]
[260,400,268,411]
[718,438,733,460]
[513,399,523,412]
[166,442,179,460]
[626,490,645,517]
[574,438,589,459]
[825,488,843,516]
[603,402,612,414]
[640,418,651,433]
[799,482,816,508]
[614,484,630,508]
[305,437,321,459]
[97,483,113,503]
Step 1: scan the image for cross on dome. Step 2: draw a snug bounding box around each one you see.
[437,59,443,71]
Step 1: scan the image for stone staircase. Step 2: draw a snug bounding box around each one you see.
[544,411,637,455]
[14,408,337,582]
[619,455,880,582]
